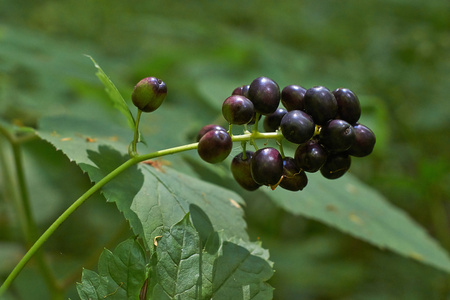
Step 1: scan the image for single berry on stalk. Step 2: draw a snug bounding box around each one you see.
[132,77,167,112]
[281,85,307,112]
[280,110,315,144]
[197,130,232,164]
[231,151,261,191]
[222,95,255,125]
[196,124,227,142]
[250,147,283,186]
[248,76,281,115]
[294,139,327,172]
[320,153,351,179]
[332,88,361,124]
[319,119,356,152]
[347,123,376,157]
[279,157,308,191]
[304,86,337,125]
[263,108,287,132]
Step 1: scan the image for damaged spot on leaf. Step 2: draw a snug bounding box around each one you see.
[349,213,363,225]
[60,137,72,142]
[142,159,171,172]
[229,198,241,209]
[154,235,162,246]
[326,204,338,212]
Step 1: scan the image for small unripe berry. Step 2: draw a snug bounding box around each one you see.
[132,77,167,112]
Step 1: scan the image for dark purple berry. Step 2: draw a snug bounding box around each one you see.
[320,153,351,179]
[280,110,315,144]
[248,77,281,115]
[196,124,227,142]
[332,88,361,124]
[197,130,232,164]
[231,151,261,191]
[232,85,250,98]
[319,119,356,152]
[250,147,283,186]
[347,123,376,157]
[281,85,307,111]
[279,157,308,191]
[304,86,337,125]
[222,95,255,125]
[132,77,167,112]
[294,139,327,172]
[263,108,287,132]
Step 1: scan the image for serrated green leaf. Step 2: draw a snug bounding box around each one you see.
[76,238,147,300]
[265,172,450,274]
[149,213,273,300]
[85,55,136,132]
[37,115,248,247]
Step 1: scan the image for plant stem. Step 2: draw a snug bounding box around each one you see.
[0,130,284,296]
[130,109,143,157]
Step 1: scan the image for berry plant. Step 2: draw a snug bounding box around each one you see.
[0,57,449,299]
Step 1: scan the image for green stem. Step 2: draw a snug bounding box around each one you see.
[130,110,143,157]
[0,130,284,296]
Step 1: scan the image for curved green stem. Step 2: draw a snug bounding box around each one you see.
[130,110,143,157]
[0,130,284,296]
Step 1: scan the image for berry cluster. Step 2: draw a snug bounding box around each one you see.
[196,76,376,192]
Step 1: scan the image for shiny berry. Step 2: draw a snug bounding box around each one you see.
[319,119,356,152]
[332,88,361,124]
[196,124,227,142]
[197,130,232,164]
[222,95,255,125]
[132,77,167,112]
[250,147,283,186]
[248,77,281,115]
[279,157,308,191]
[304,86,337,125]
[231,151,261,191]
[281,85,307,111]
[280,110,315,144]
[263,108,287,132]
[320,153,351,179]
[347,123,376,157]
[232,85,250,98]
[294,139,327,172]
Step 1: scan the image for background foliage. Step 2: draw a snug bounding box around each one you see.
[0,0,449,299]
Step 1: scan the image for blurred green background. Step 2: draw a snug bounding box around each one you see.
[1,0,449,299]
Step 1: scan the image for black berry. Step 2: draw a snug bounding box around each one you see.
[320,153,351,179]
[250,147,283,186]
[132,77,167,112]
[332,88,361,124]
[304,86,337,125]
[294,139,327,172]
[347,123,376,157]
[222,95,255,125]
[263,108,287,132]
[197,130,232,164]
[231,151,261,191]
[280,110,315,144]
[248,77,281,115]
[281,85,307,112]
[232,85,250,98]
[196,124,227,142]
[279,157,308,191]
[319,119,356,152]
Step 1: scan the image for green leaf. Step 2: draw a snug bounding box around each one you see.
[149,213,273,300]
[37,115,248,246]
[265,172,450,274]
[85,55,136,132]
[76,238,147,300]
